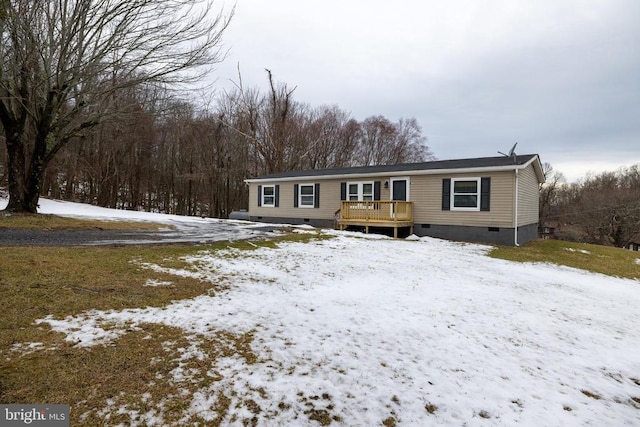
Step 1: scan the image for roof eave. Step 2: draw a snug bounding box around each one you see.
[245,159,545,184]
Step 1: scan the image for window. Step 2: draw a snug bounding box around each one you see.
[362,183,373,201]
[299,184,315,207]
[347,182,374,201]
[294,183,320,208]
[442,177,490,212]
[348,183,358,201]
[451,178,481,210]
[261,185,276,207]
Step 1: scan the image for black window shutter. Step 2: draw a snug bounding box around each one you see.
[293,184,299,208]
[480,177,491,211]
[257,185,262,207]
[314,183,320,208]
[340,182,347,201]
[274,185,280,207]
[374,181,381,201]
[442,179,451,210]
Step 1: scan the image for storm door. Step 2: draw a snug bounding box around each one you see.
[390,178,409,218]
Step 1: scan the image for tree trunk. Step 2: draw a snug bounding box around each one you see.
[3,130,42,213]
[4,133,27,212]
[25,160,45,213]
[6,149,50,213]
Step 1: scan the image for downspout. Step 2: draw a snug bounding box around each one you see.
[514,168,519,246]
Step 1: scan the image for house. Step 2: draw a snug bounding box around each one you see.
[245,154,545,246]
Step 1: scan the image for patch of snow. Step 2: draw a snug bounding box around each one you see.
[36,314,135,347]
[10,342,45,355]
[143,279,173,287]
[37,233,640,425]
[635,259,640,265]
[136,261,211,282]
[1,196,278,245]
[291,226,319,234]
[564,247,591,254]
[1,196,209,225]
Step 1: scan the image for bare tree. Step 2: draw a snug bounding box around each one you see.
[259,69,298,174]
[538,162,565,228]
[355,116,434,166]
[32,68,436,218]
[302,105,357,170]
[572,168,640,247]
[0,0,233,212]
[545,166,640,247]
[225,69,303,175]
[393,117,434,163]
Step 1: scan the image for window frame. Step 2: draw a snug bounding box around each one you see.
[450,177,481,211]
[261,185,276,207]
[298,184,315,208]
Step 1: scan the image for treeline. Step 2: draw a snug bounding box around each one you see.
[1,73,433,217]
[540,164,640,248]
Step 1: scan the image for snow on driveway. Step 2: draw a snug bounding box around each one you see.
[40,231,640,426]
[1,197,272,244]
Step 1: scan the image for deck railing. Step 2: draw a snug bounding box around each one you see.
[339,201,413,223]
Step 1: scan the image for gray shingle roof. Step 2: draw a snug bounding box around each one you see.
[251,154,540,180]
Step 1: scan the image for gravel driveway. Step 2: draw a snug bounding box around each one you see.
[0,198,280,246]
[0,222,276,246]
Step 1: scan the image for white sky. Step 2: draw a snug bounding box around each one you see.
[210,0,640,182]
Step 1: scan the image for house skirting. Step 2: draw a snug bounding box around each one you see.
[414,222,538,246]
[251,216,538,246]
[250,216,335,229]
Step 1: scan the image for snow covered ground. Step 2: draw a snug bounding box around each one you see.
[6,198,640,425]
[0,197,271,244]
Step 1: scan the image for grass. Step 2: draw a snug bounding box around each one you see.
[0,229,330,426]
[489,239,640,280]
[3,216,636,424]
[0,212,167,230]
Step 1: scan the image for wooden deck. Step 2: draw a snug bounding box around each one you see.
[335,201,413,238]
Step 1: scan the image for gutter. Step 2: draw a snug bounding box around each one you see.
[514,168,519,247]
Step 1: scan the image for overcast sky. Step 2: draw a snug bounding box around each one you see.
[211,0,639,182]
